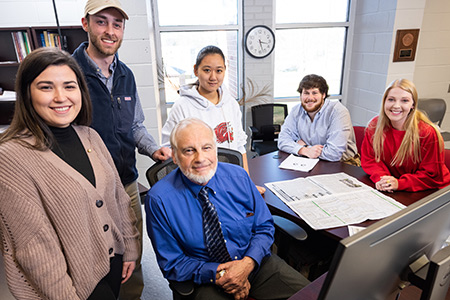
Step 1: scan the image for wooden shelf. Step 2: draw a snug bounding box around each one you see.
[0,27,33,91]
[0,25,87,91]
[31,26,87,52]
[0,25,87,124]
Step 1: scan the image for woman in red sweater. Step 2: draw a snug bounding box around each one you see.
[361,79,450,192]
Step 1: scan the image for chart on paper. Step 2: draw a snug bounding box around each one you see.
[265,172,405,230]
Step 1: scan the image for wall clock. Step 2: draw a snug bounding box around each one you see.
[245,25,275,59]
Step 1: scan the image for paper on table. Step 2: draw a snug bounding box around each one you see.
[265,172,406,230]
[0,91,16,101]
[278,154,319,172]
[444,235,450,248]
[348,225,366,236]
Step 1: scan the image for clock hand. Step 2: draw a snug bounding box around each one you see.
[259,39,263,51]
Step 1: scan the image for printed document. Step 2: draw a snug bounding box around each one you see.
[278,154,319,172]
[265,172,405,230]
[0,91,16,101]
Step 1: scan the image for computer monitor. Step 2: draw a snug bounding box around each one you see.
[318,186,450,300]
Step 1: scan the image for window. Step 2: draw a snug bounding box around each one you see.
[157,0,237,26]
[159,31,239,103]
[153,0,240,105]
[275,0,350,99]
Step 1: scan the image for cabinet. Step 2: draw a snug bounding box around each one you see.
[0,26,87,91]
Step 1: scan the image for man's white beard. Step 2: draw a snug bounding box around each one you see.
[181,163,217,185]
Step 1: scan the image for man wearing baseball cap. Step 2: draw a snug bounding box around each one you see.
[73,0,172,299]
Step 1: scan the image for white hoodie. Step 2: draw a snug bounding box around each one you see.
[161,85,247,153]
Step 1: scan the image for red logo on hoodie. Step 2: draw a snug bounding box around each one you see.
[215,122,234,144]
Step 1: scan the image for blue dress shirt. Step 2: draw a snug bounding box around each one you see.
[145,163,274,285]
[277,99,357,161]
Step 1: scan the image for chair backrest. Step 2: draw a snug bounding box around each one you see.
[145,148,243,187]
[417,98,446,127]
[445,149,450,171]
[353,126,365,154]
[251,103,288,140]
[146,158,178,187]
[217,148,244,167]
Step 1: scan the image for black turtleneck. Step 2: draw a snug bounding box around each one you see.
[49,126,96,187]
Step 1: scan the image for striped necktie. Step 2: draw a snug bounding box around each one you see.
[198,186,231,262]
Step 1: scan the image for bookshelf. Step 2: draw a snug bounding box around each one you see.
[30,26,87,52]
[0,25,87,92]
[0,26,87,126]
[0,27,33,91]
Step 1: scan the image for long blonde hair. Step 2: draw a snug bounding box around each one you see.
[371,79,443,166]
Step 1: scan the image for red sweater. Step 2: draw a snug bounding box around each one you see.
[361,117,450,191]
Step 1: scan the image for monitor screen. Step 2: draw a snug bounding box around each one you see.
[318,186,450,300]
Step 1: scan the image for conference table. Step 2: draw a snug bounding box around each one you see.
[248,151,450,300]
[289,272,450,300]
[248,151,434,241]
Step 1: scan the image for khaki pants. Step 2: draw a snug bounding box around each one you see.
[119,181,144,300]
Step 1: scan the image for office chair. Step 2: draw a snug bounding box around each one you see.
[250,103,288,156]
[445,149,450,171]
[146,148,244,188]
[417,98,450,141]
[145,147,307,300]
[146,158,179,187]
[353,126,365,154]
[417,98,446,127]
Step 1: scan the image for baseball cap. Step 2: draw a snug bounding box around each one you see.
[84,0,129,20]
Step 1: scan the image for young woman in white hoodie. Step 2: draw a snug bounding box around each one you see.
[161,45,265,193]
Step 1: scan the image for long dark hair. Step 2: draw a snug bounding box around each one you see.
[194,45,225,70]
[0,47,92,150]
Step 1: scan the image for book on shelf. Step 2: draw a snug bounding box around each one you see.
[61,35,68,51]
[39,31,66,50]
[16,32,28,60]
[49,32,56,47]
[22,32,32,54]
[42,30,50,47]
[10,32,22,62]
[54,33,62,50]
[10,31,31,62]
[39,33,46,47]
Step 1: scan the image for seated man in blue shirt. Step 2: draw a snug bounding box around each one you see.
[278,74,360,166]
[145,117,309,300]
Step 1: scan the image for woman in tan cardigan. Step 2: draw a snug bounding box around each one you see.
[0,48,139,299]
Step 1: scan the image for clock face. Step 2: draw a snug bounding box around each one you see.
[245,25,275,59]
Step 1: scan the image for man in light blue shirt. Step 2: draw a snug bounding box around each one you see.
[146,118,309,300]
[278,74,359,165]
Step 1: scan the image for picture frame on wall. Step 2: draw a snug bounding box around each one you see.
[393,29,420,62]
